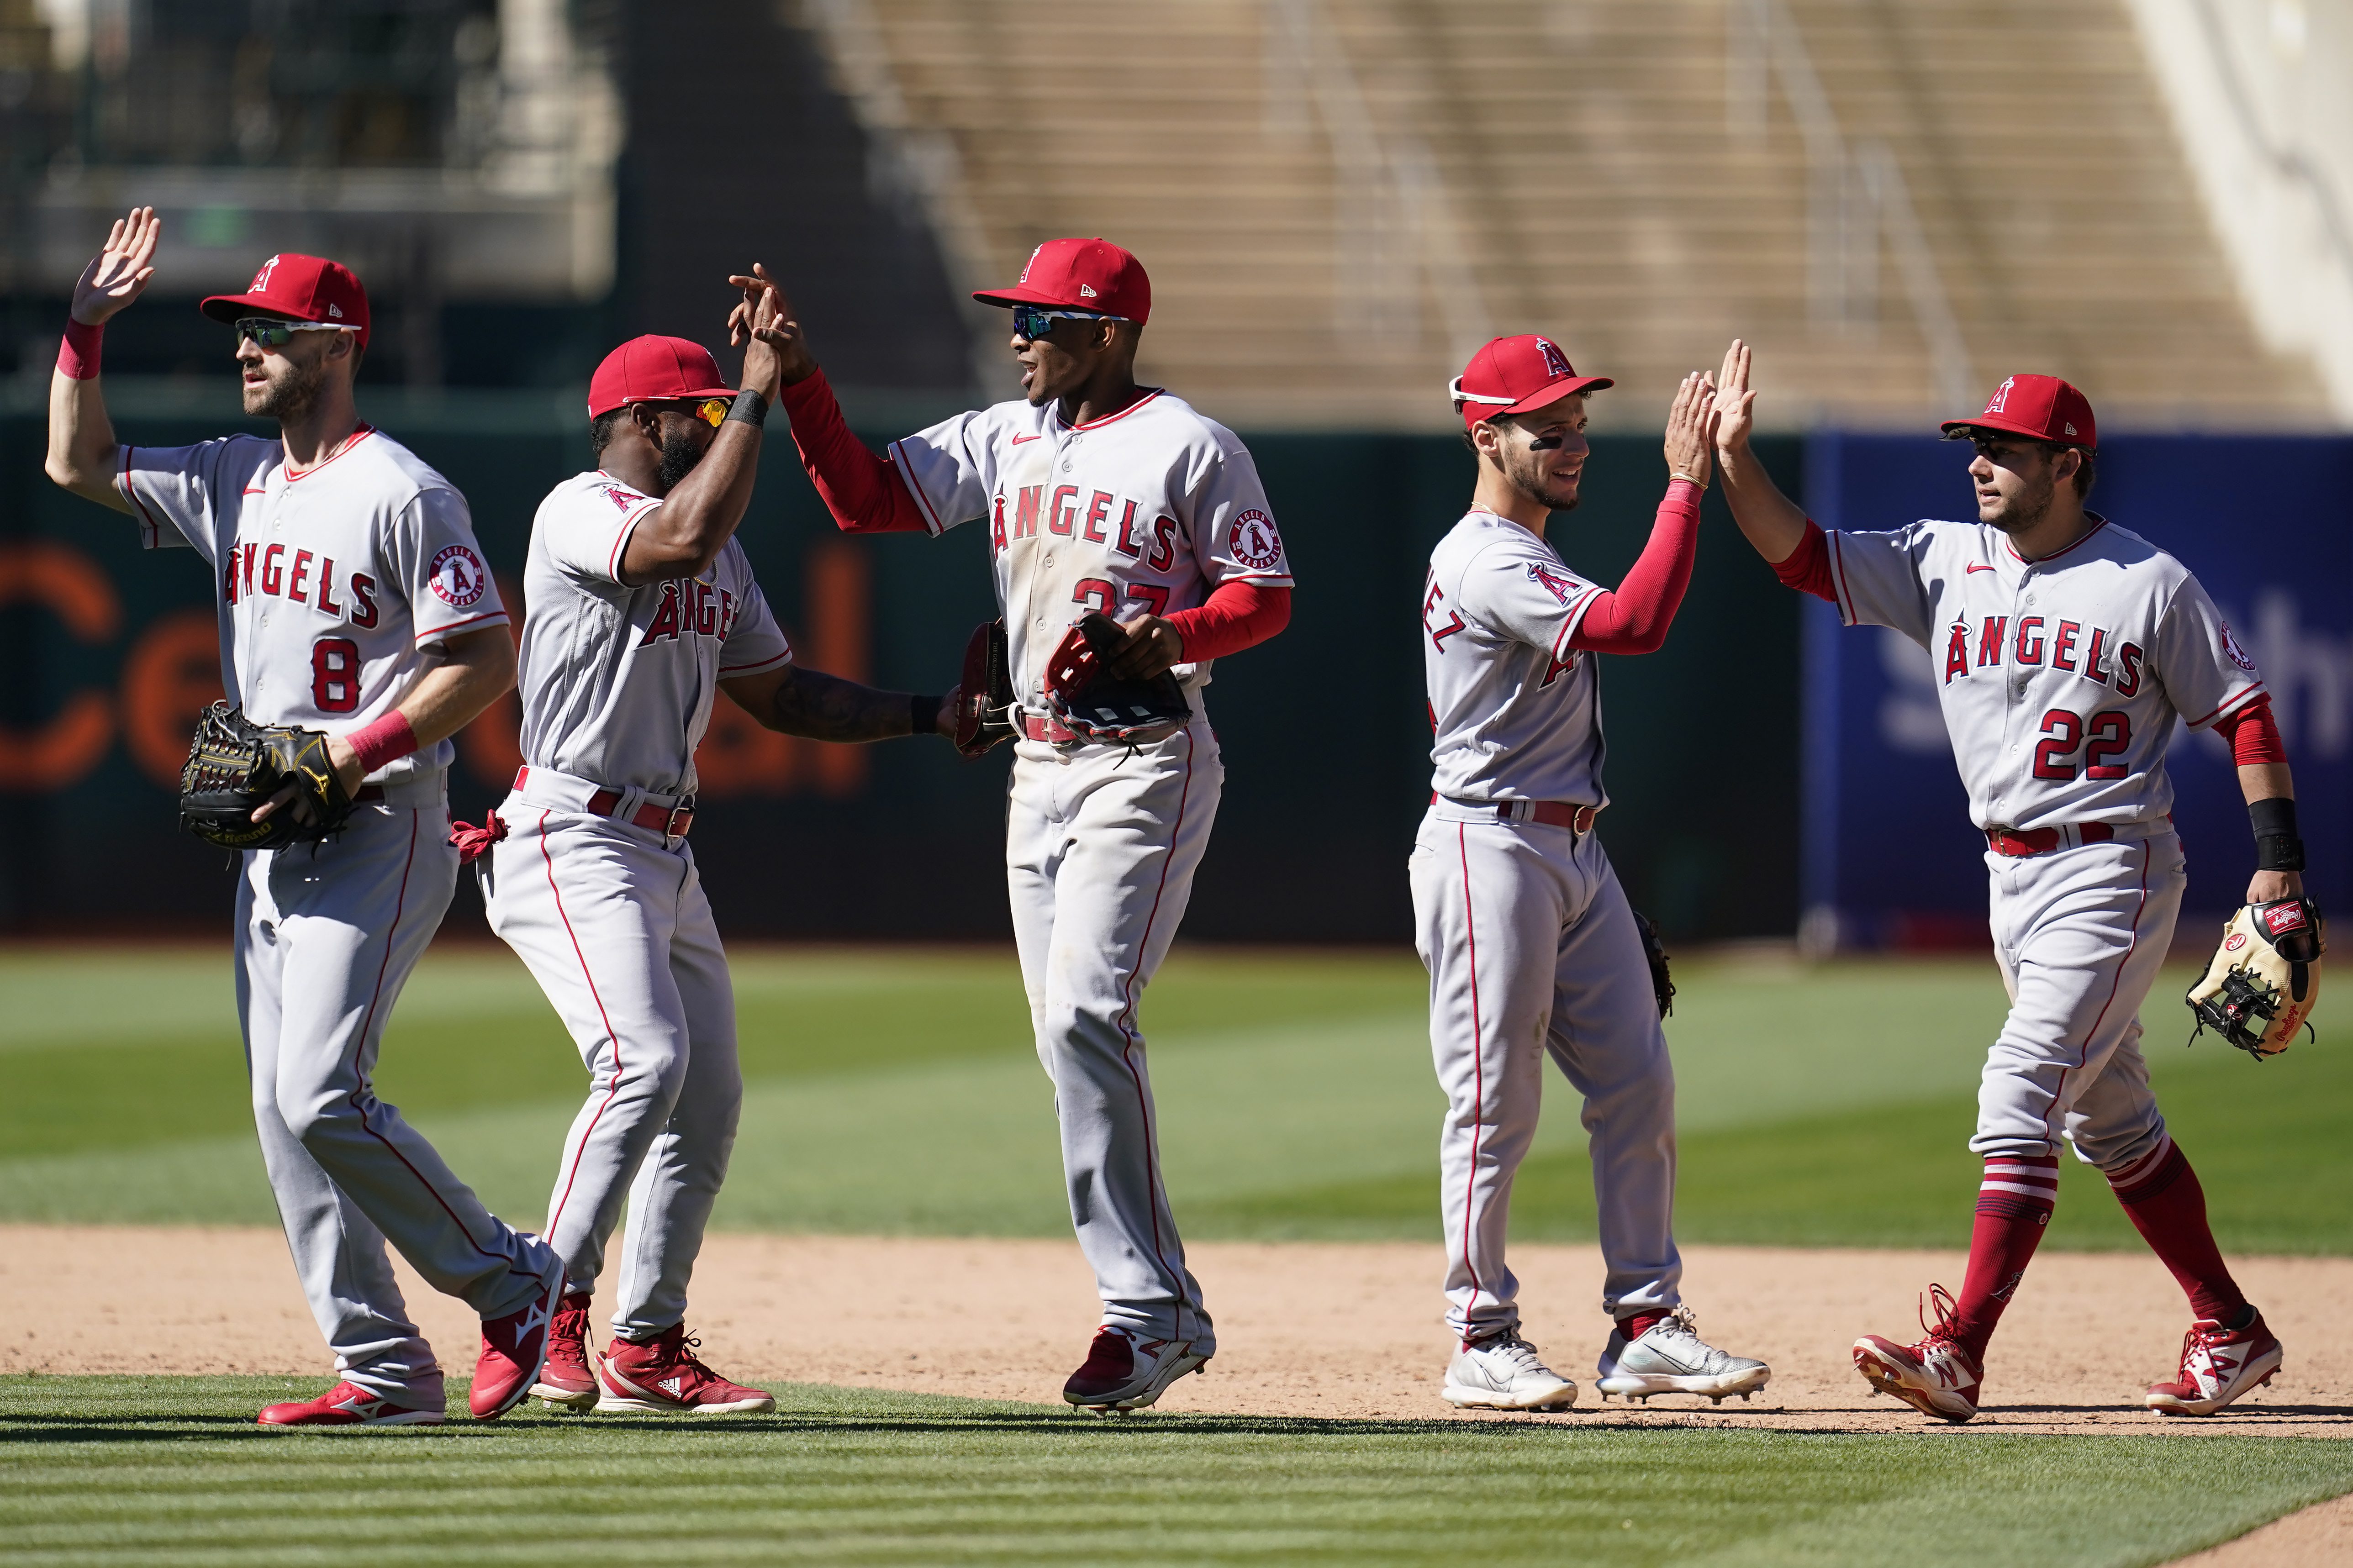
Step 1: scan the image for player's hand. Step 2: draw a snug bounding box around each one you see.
[249,736,366,826]
[71,207,160,326]
[726,263,816,388]
[1710,339,1758,457]
[1103,615,1185,681]
[932,690,960,737]
[1663,370,1719,486]
[2249,868,2303,905]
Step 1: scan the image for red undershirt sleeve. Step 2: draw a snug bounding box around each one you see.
[1164,581,1290,662]
[2215,698,2288,766]
[1565,478,1702,655]
[778,369,928,534]
[1771,519,1836,602]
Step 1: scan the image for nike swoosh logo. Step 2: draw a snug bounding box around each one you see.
[1965,563,1997,574]
[1011,435,1044,445]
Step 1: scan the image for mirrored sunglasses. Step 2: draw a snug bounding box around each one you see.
[689,397,731,428]
[1010,305,1125,341]
[234,317,358,348]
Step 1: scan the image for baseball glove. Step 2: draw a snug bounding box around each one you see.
[1634,909,1675,1019]
[2185,895,2324,1060]
[953,618,1016,758]
[178,700,357,852]
[1043,611,1191,747]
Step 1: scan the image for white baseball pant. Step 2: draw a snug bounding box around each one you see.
[238,778,557,1405]
[479,780,743,1341]
[1006,716,1221,1353]
[1411,807,1682,1341]
[1974,828,2186,1171]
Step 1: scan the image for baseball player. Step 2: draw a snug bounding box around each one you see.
[754,239,1292,1412]
[42,210,562,1426]
[1415,336,1771,1411]
[1713,342,2299,1421]
[473,289,956,1415]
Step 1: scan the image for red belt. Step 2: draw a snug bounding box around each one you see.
[512,766,693,838]
[1986,821,2111,858]
[1451,798,1599,833]
[1018,712,1078,743]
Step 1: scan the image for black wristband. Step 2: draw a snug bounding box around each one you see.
[2250,795,2306,872]
[910,692,942,736]
[724,389,768,428]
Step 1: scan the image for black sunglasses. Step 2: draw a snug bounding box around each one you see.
[234,317,357,348]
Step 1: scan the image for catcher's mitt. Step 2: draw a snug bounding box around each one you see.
[2185,895,2324,1060]
[1633,909,1675,1019]
[1043,611,1191,747]
[953,618,1016,758]
[178,701,357,852]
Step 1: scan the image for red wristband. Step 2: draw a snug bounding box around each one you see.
[345,711,418,775]
[58,320,103,381]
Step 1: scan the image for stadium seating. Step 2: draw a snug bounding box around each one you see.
[791,0,2327,429]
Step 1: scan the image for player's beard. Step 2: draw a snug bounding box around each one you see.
[656,424,706,490]
[246,353,330,423]
[1503,444,1580,515]
[1984,468,2056,536]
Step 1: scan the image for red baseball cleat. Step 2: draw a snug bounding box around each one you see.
[1061,1325,1208,1414]
[595,1324,776,1415]
[531,1291,598,1410]
[471,1262,565,1420]
[2146,1311,2283,1416]
[1852,1284,1983,1423]
[256,1380,443,1428]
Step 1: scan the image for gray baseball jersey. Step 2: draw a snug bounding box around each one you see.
[1422,508,1609,807]
[1822,515,2263,830]
[118,426,506,784]
[516,471,793,795]
[887,389,1293,705]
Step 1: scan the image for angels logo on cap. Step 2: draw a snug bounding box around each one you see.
[1985,376,2015,414]
[251,256,281,293]
[1535,338,1574,379]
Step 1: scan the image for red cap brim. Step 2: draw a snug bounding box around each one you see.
[1940,413,2093,447]
[1505,374,1613,415]
[586,384,739,419]
[971,285,1136,317]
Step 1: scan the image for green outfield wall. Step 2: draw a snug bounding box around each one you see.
[0,388,1801,942]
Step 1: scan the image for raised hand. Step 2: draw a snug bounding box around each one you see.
[72,207,160,326]
[1662,370,1720,487]
[725,262,816,388]
[1711,339,1757,457]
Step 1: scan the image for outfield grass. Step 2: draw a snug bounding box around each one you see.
[0,1375,2345,1567]
[0,946,2344,1253]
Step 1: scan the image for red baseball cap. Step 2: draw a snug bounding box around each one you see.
[200,253,370,350]
[973,237,1151,323]
[1451,335,1613,429]
[1941,374,2097,449]
[586,336,736,418]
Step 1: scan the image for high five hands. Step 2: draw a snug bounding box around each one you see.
[1664,368,1722,487]
[1709,339,1757,459]
[726,263,816,389]
[73,206,161,327]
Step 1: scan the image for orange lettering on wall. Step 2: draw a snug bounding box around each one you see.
[691,696,798,795]
[803,537,870,798]
[0,540,125,790]
[120,608,227,787]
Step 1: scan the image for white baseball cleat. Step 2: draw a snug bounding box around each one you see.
[1444,1329,1577,1411]
[1595,1305,1772,1403]
[1852,1284,1982,1423]
[1061,1326,1209,1414]
[2145,1310,2283,1416]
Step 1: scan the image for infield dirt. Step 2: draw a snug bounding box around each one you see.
[4,1224,2346,1442]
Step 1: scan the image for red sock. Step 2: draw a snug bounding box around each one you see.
[1948,1155,2057,1362]
[2108,1138,2247,1324]
[1617,1310,1667,1341]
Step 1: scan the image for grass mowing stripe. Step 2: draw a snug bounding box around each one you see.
[3,1378,2348,1568]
